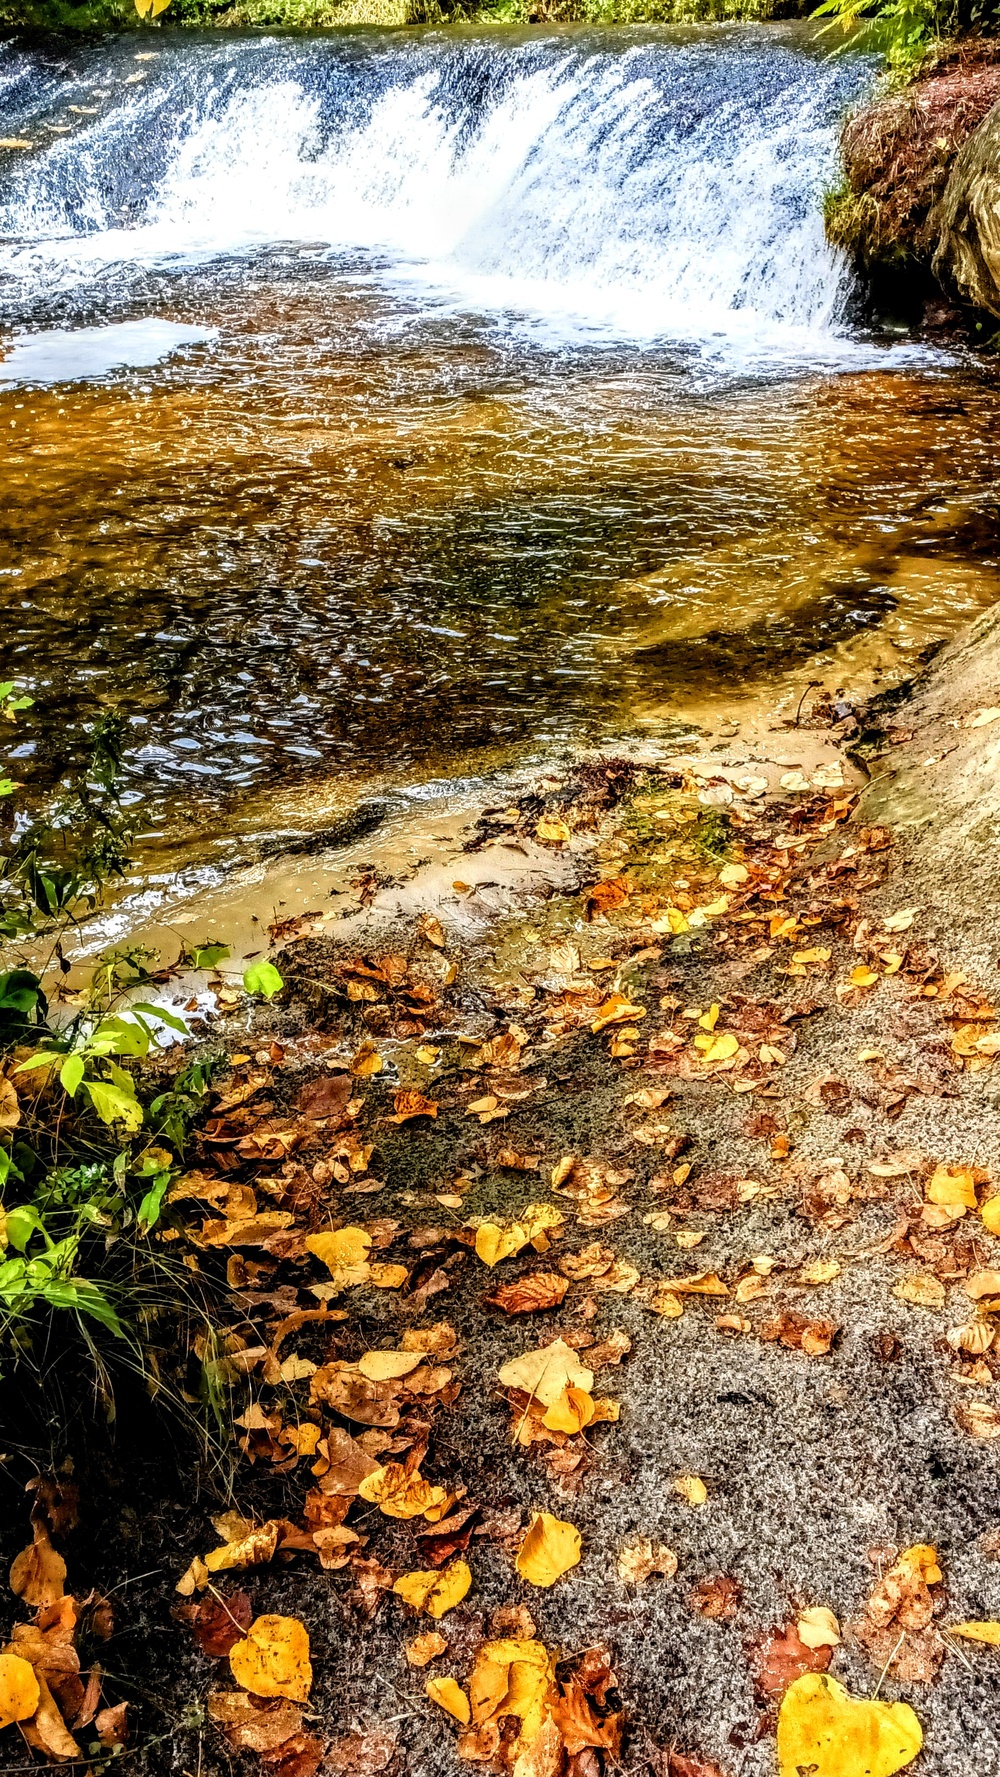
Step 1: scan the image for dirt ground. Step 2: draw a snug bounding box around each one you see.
[5,623,1000,1777]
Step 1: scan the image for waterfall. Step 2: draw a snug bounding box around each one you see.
[0,28,868,358]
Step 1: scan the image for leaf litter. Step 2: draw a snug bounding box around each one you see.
[9,753,1000,1775]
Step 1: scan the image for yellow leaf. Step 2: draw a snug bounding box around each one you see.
[719,863,748,887]
[357,1463,449,1521]
[0,1654,40,1730]
[591,995,646,1033]
[536,817,571,844]
[673,1474,707,1507]
[418,913,446,949]
[305,1228,371,1271]
[541,1385,596,1434]
[926,1165,977,1213]
[981,1196,1000,1236]
[515,1512,581,1587]
[792,947,831,965]
[497,1339,594,1406]
[884,907,918,932]
[698,1004,720,1031]
[356,1350,423,1381]
[703,1033,738,1063]
[229,1615,312,1702]
[426,1675,471,1723]
[850,966,879,989]
[965,706,1000,728]
[797,1607,841,1649]
[368,1262,408,1288]
[474,1204,564,1267]
[777,1672,921,1777]
[950,1620,1000,1645]
[393,1560,472,1618]
[893,1274,945,1309]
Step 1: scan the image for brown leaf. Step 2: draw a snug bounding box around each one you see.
[486,1273,569,1315]
[9,1522,67,1608]
[586,880,629,919]
[297,1073,352,1123]
[758,1310,838,1355]
[191,1590,253,1657]
[208,1692,305,1753]
[262,1731,325,1776]
[391,1090,438,1123]
[689,1575,742,1620]
[665,1754,731,1777]
[548,1679,622,1757]
[325,1728,398,1774]
[747,1622,832,1699]
[19,1673,82,1761]
[94,1702,129,1747]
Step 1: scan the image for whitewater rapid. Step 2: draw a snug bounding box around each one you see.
[0,28,872,359]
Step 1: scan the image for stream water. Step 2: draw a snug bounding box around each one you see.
[2,23,1000,886]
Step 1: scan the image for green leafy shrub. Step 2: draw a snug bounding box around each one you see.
[0,686,221,1416]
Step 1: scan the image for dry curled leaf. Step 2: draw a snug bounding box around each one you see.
[356,1463,449,1521]
[749,1621,832,1699]
[405,1631,447,1667]
[616,1537,677,1586]
[486,1272,569,1315]
[426,1675,471,1723]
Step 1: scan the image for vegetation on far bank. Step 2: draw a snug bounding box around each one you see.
[0,0,807,36]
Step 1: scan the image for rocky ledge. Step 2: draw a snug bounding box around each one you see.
[827,42,1000,326]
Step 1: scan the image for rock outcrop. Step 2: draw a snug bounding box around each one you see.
[933,96,1000,314]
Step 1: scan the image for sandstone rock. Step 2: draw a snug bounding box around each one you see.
[933,96,1000,316]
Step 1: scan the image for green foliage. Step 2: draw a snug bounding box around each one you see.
[243,959,284,1001]
[0,690,225,1406]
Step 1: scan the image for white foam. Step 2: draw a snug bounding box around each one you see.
[0,36,887,363]
[0,318,217,383]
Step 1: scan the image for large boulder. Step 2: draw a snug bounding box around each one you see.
[933,96,1000,316]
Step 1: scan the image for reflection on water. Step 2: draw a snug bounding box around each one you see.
[1,26,999,873]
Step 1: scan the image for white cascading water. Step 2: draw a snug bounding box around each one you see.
[0,32,870,357]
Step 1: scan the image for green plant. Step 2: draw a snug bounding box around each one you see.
[814,0,941,77]
[0,690,226,1408]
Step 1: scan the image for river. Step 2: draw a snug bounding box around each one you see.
[2,22,1000,897]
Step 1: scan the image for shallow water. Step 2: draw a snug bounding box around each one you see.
[2,23,1000,875]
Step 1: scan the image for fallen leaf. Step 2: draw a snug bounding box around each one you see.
[537,816,571,844]
[797,1607,841,1649]
[965,707,1000,728]
[690,1574,741,1618]
[475,1204,564,1267]
[417,913,446,949]
[229,1615,312,1702]
[296,1074,351,1121]
[925,1165,977,1215]
[305,1228,371,1271]
[591,995,646,1033]
[515,1512,582,1587]
[426,1675,471,1723]
[405,1631,448,1667]
[750,1622,832,1698]
[190,1590,253,1657]
[0,1653,40,1730]
[616,1537,678,1585]
[981,1196,1000,1236]
[956,1401,1000,1438]
[673,1475,707,1508]
[356,1351,424,1382]
[498,1339,594,1406]
[392,1560,471,1618]
[357,1463,449,1520]
[391,1090,438,1122]
[893,1274,945,1309]
[9,1523,67,1608]
[541,1385,596,1434]
[884,908,918,933]
[949,1620,1000,1645]
[208,1692,305,1755]
[487,1272,569,1314]
[776,1671,921,1777]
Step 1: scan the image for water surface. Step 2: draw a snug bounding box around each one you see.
[2,23,999,872]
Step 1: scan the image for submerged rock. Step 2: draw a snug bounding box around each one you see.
[933,96,1000,316]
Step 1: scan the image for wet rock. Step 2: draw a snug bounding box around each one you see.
[933,96,1000,317]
